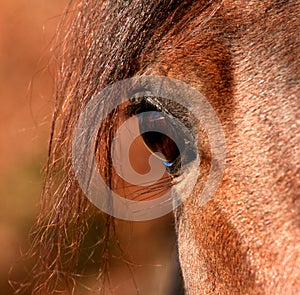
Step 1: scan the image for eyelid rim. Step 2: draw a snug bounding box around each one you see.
[126,95,197,136]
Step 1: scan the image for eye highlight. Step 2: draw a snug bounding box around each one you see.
[139,111,182,161]
[138,111,182,175]
[129,96,197,176]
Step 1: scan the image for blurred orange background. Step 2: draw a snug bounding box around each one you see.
[0,0,67,293]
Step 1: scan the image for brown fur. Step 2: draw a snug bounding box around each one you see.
[173,2,300,294]
[15,0,300,294]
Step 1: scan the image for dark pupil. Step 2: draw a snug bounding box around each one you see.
[138,111,184,165]
[141,132,180,163]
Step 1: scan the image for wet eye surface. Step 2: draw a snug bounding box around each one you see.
[139,111,184,175]
[128,96,197,176]
[139,111,182,162]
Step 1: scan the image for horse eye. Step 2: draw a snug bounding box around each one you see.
[138,111,195,175]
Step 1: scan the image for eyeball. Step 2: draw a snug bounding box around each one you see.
[72,75,226,221]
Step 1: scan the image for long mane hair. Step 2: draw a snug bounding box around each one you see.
[12,1,222,294]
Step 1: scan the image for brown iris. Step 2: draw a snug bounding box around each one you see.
[141,131,180,163]
[138,111,185,170]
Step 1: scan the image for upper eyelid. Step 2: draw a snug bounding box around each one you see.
[126,95,194,129]
[129,100,196,143]
[125,96,166,117]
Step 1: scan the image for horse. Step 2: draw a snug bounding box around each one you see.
[14,0,300,294]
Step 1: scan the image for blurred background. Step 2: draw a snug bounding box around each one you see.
[0,1,178,294]
[0,0,67,293]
